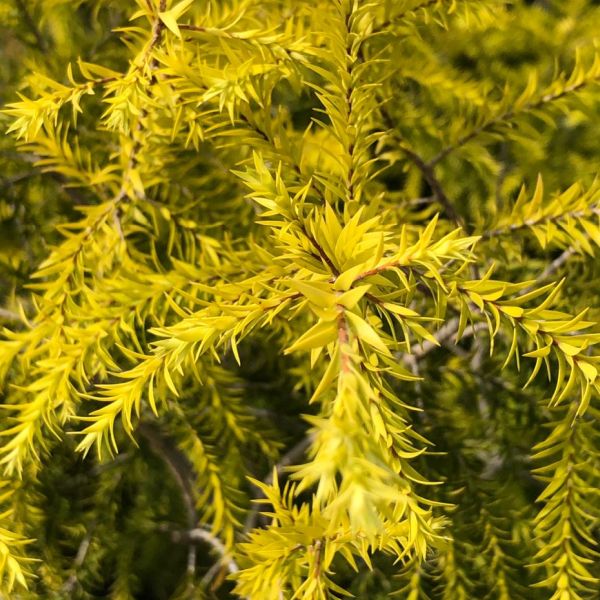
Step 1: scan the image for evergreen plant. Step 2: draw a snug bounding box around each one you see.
[0,1,599,598]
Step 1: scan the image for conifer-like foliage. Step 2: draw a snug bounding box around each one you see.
[1,0,600,598]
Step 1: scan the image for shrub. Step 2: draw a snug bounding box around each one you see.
[0,0,599,598]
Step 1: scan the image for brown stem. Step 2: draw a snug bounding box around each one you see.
[366,53,465,229]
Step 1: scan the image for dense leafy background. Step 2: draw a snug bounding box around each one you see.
[0,1,599,599]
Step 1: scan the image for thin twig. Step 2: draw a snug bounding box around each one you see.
[264,436,312,486]
[61,525,96,593]
[244,435,312,532]
[137,424,196,523]
[405,318,489,362]
[396,139,466,230]
[161,525,238,588]
[537,247,577,281]
[407,244,581,366]
[0,171,39,190]
[520,246,578,295]
[137,423,198,574]
[376,96,465,230]
[0,308,21,322]
[357,29,464,230]
[483,205,600,240]
[186,529,239,574]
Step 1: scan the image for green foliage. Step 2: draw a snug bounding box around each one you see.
[0,0,599,598]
